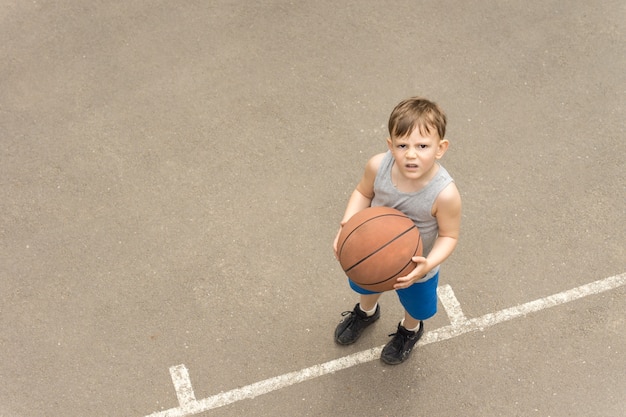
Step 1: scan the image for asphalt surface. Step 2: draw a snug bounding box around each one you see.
[1,1,625,416]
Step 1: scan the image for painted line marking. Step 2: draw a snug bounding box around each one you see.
[146,272,625,417]
[437,284,467,326]
[169,364,196,407]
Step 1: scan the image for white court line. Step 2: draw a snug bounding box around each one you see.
[146,272,625,417]
[169,365,196,407]
[437,284,467,326]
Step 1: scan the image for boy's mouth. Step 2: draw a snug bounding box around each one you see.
[406,164,418,169]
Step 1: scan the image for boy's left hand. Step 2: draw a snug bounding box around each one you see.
[393,256,430,289]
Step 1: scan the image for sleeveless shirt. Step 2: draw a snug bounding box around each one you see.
[371,151,454,280]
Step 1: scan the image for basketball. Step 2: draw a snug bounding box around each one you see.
[337,206,422,292]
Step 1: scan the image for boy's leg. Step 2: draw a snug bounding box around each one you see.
[334,285,382,345]
[381,272,438,364]
[402,310,421,331]
[358,293,381,313]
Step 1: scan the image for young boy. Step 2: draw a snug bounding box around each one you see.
[333,97,462,365]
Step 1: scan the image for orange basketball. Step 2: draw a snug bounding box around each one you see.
[337,206,422,292]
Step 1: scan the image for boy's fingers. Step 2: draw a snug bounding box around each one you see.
[394,280,410,289]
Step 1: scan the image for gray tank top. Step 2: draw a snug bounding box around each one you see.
[371,151,453,280]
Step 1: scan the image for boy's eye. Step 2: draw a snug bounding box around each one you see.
[419,144,428,149]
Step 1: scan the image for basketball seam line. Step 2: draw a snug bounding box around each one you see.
[338,213,406,260]
[359,235,422,286]
[343,225,418,274]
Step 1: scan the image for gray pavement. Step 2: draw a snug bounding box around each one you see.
[1,1,625,416]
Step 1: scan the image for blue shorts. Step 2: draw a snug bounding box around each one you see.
[348,271,439,321]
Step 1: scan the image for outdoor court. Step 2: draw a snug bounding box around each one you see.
[1,1,625,416]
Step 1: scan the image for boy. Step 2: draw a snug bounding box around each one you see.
[333,97,461,365]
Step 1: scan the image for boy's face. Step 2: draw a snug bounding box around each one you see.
[386,125,449,183]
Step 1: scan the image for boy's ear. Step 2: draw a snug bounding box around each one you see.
[386,137,393,150]
[436,138,450,159]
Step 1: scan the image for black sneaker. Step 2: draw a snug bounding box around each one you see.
[334,303,380,345]
[380,321,424,365]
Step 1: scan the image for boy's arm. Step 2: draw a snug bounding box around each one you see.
[333,153,385,255]
[394,182,462,288]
